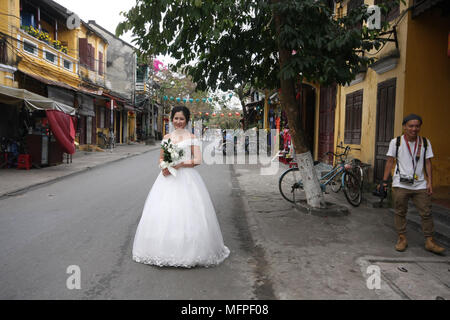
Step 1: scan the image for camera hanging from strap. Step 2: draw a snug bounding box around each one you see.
[395,135,428,177]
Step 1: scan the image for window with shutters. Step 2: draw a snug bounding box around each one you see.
[344,89,363,145]
[87,44,95,71]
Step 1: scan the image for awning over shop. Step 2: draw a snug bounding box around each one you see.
[46,110,76,154]
[0,85,76,115]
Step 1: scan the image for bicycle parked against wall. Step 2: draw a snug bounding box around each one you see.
[328,145,368,193]
[278,146,363,207]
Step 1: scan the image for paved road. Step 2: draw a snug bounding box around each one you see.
[0,149,267,299]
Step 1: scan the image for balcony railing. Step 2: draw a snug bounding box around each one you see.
[17,29,78,75]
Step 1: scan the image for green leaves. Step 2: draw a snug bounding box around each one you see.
[117,0,401,90]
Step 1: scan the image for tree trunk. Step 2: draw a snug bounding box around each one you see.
[237,84,249,131]
[272,0,326,208]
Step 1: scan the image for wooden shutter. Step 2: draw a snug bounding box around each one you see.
[79,38,88,67]
[98,51,103,75]
[352,90,363,144]
[344,89,363,144]
[87,44,95,71]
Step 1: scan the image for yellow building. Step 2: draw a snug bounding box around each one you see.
[0,0,80,89]
[315,0,450,192]
[76,20,109,146]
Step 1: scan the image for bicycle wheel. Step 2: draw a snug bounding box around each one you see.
[342,171,362,207]
[279,167,306,203]
[330,170,342,193]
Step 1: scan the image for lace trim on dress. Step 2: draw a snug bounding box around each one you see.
[132,246,230,268]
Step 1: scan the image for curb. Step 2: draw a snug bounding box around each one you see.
[0,146,159,200]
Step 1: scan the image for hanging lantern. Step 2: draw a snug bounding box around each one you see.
[205,112,209,116]
[220,113,224,117]
[170,96,174,101]
[235,112,240,116]
[228,112,232,117]
[195,99,200,102]
[229,94,233,99]
[183,98,187,103]
[176,97,181,102]
[198,112,202,115]
[189,98,194,103]
[202,98,206,103]
[212,113,216,117]
[208,98,213,102]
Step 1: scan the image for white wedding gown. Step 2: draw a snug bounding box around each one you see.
[132,137,230,268]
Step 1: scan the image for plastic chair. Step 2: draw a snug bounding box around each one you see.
[17,154,32,170]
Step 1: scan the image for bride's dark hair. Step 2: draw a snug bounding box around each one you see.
[170,106,190,122]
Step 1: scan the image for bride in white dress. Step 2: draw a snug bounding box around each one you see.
[132,106,230,268]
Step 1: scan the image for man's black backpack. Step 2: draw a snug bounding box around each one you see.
[395,136,429,177]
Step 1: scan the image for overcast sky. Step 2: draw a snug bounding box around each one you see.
[53,0,176,66]
[52,0,240,108]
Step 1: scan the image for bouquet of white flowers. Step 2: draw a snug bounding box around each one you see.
[159,139,184,177]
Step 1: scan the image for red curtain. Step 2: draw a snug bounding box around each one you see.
[46,110,76,154]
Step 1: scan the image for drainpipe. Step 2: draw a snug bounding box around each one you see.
[37,7,41,31]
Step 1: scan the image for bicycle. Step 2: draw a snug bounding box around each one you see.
[278,146,363,207]
[328,145,366,193]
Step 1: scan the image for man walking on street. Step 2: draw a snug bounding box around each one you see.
[380,114,445,254]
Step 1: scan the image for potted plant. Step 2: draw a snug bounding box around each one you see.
[37,31,50,43]
[52,39,62,50]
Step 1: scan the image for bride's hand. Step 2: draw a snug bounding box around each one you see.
[162,168,170,176]
[172,163,184,169]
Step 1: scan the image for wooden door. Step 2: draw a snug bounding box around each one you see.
[374,78,396,182]
[78,115,85,145]
[318,85,336,163]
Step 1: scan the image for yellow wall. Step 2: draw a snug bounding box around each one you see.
[0,0,20,87]
[330,0,449,187]
[333,0,409,175]
[77,25,107,84]
[16,31,80,87]
[403,9,450,186]
[0,0,82,88]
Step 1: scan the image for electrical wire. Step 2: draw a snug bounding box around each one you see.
[1,28,143,84]
[2,34,136,84]
[3,37,145,103]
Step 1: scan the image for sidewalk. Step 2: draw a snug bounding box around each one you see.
[0,142,160,199]
[232,162,449,299]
